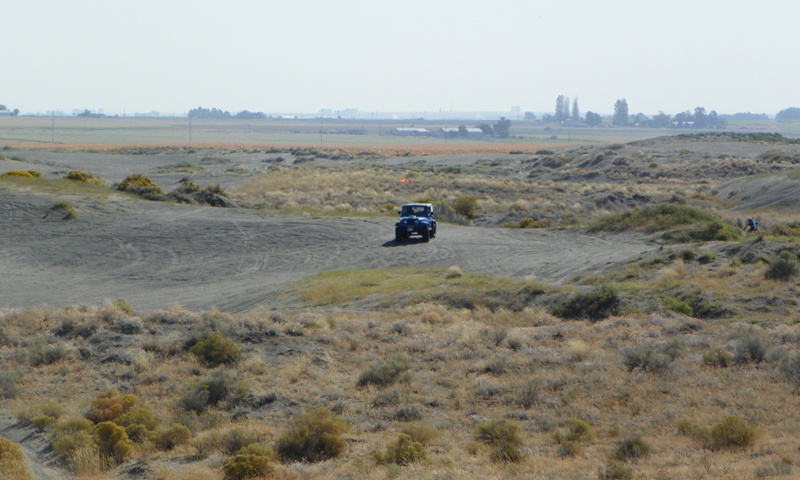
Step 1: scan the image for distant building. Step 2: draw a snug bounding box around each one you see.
[390,127,430,136]
[435,127,484,138]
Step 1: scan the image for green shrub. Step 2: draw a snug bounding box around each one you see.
[703,348,731,368]
[706,416,758,451]
[53,200,77,219]
[374,434,426,466]
[663,295,693,315]
[93,421,134,463]
[357,353,411,387]
[474,419,524,463]
[52,417,95,460]
[30,414,58,430]
[153,423,192,451]
[222,453,275,480]
[276,406,349,463]
[190,331,242,367]
[0,438,33,480]
[765,251,798,281]
[552,285,623,322]
[452,195,479,219]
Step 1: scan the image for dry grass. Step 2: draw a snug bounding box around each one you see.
[3,298,800,479]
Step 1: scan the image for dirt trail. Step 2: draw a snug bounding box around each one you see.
[0,186,656,313]
[0,412,67,480]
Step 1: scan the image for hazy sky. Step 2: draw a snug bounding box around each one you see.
[4,0,799,116]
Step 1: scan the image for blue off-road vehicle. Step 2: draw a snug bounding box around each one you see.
[395,203,436,242]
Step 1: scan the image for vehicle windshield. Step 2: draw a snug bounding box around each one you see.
[401,205,430,217]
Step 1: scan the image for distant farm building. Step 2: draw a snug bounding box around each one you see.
[436,127,484,138]
[390,127,430,136]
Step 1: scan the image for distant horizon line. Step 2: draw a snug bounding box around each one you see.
[9,108,779,121]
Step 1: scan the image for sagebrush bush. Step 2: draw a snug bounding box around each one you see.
[781,352,800,386]
[190,331,242,367]
[222,453,275,480]
[86,392,138,424]
[451,195,479,219]
[153,423,192,451]
[0,437,33,480]
[552,285,623,322]
[177,368,249,413]
[621,347,671,372]
[598,459,634,480]
[703,348,731,368]
[0,370,21,398]
[765,251,798,281]
[374,434,426,466]
[555,418,595,444]
[400,421,438,445]
[93,421,134,464]
[220,427,260,455]
[474,419,524,463]
[706,416,758,451]
[611,436,651,462]
[734,335,770,365]
[357,352,410,387]
[52,417,95,459]
[276,406,349,463]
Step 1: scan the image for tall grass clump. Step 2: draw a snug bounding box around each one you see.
[64,170,106,185]
[276,406,349,463]
[117,174,164,200]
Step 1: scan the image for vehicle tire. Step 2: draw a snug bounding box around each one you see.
[395,228,404,242]
[431,225,436,238]
[421,228,430,242]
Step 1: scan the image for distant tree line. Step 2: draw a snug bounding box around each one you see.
[476,117,511,138]
[777,108,800,120]
[188,107,267,119]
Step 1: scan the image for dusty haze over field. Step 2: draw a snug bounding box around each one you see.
[4,0,800,116]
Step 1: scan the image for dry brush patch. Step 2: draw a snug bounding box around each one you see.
[2,300,800,479]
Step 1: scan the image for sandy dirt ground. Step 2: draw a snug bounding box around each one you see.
[0,147,664,314]
[0,184,656,313]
